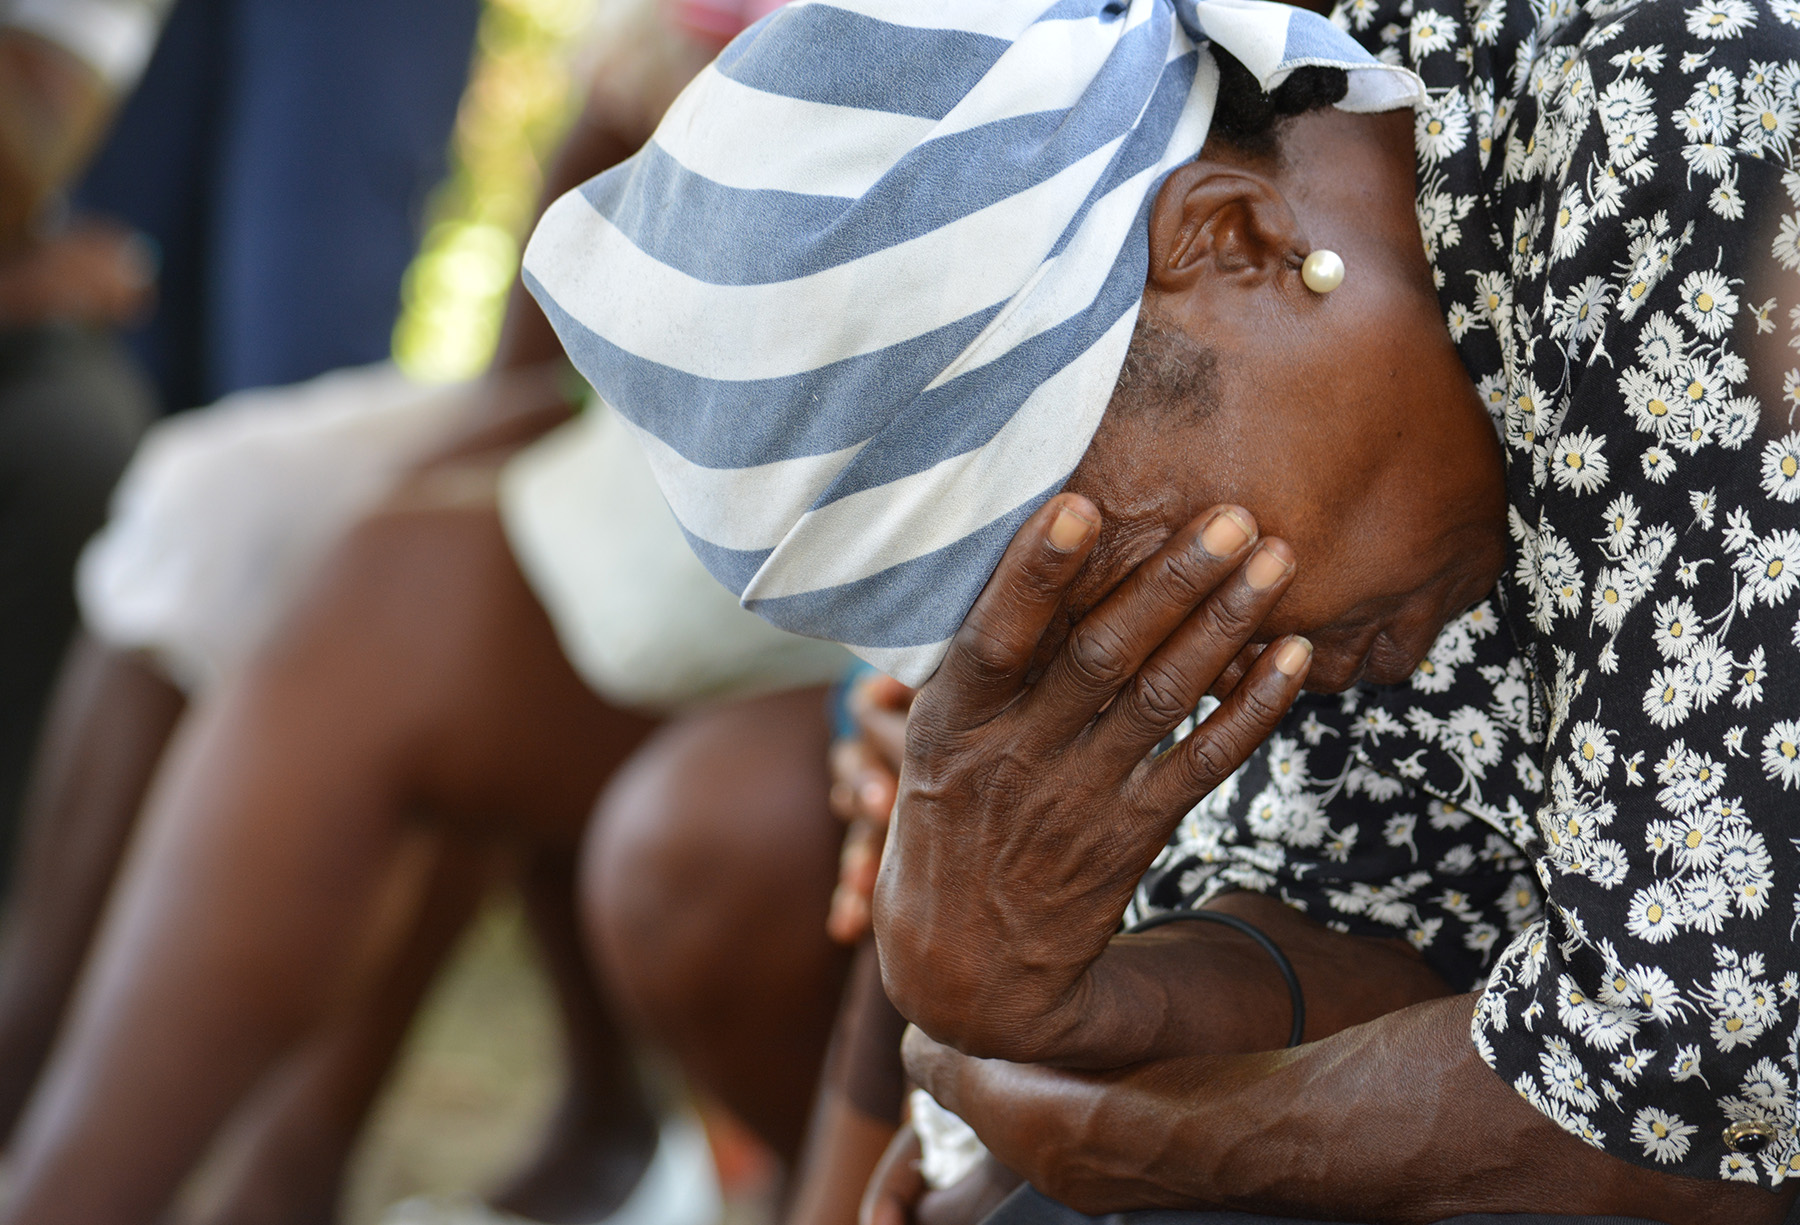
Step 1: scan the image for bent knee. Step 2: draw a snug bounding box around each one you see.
[583,687,839,1019]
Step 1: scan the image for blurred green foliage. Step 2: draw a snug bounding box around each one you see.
[392,0,592,381]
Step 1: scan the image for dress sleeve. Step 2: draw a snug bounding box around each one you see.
[1472,47,1800,1186]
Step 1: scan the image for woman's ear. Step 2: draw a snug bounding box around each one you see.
[1147,159,1304,293]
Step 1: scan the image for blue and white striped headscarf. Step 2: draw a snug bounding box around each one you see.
[524,0,1421,685]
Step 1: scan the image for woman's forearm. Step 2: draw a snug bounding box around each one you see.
[909,995,1793,1225]
[1186,996,1790,1225]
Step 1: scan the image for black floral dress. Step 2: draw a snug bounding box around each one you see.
[1138,0,1800,1186]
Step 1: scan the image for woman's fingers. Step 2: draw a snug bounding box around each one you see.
[852,687,912,777]
[827,818,886,944]
[830,736,897,825]
[862,1125,926,1225]
[1086,538,1295,761]
[927,496,1099,732]
[1136,634,1312,815]
[1027,506,1263,741]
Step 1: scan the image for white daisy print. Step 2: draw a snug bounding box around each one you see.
[1409,9,1459,56]
[1677,269,1739,337]
[1416,89,1473,162]
[1632,1106,1697,1162]
[1644,664,1697,728]
[1626,879,1684,943]
[1651,596,1701,658]
[1762,720,1800,788]
[1551,428,1610,492]
[1759,432,1800,501]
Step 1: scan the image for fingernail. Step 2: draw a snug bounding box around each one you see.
[1275,637,1313,676]
[1245,545,1291,591]
[1200,507,1253,557]
[1048,505,1097,551]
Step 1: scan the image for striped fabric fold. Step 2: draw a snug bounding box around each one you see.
[525,0,1422,685]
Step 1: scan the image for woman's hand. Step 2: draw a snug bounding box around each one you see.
[873,494,1312,1065]
[902,1026,1219,1217]
[827,673,913,943]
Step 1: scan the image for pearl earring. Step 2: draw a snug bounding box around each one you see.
[1300,249,1344,294]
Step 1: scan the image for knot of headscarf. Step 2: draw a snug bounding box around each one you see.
[524,0,1422,685]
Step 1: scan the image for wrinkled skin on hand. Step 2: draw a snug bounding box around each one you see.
[874,493,1314,1065]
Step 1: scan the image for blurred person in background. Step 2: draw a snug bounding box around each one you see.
[0,2,160,906]
[0,5,877,1225]
[0,0,479,906]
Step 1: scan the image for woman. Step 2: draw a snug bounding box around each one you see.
[526,1,1800,1221]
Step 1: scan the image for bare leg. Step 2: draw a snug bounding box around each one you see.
[2,485,656,1225]
[492,848,658,1222]
[584,687,851,1168]
[192,846,496,1225]
[0,636,185,1140]
[786,940,908,1225]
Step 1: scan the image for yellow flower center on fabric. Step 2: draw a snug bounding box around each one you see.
[1569,989,1585,1005]
[1688,380,1706,400]
[1654,1121,1671,1137]
[1687,829,1705,849]
[1782,740,1798,760]
[1420,660,1437,674]
[1782,455,1798,477]
[1662,685,1676,704]
[1583,742,1597,760]
[1764,111,1780,131]
[1631,281,1647,299]
[1642,990,1655,1006]
[1647,903,1664,923]
[1771,559,1786,578]
[1648,398,1669,416]
[1670,621,1684,638]
[1696,292,1715,311]
[1558,207,1572,227]
[1420,24,1434,36]
[1471,732,1485,747]
[1747,885,1759,897]
[1428,119,1444,135]
[1727,1016,1744,1031]
[1604,588,1620,604]
[1566,451,1583,468]
[1746,669,1759,684]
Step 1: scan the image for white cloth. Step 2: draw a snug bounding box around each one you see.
[909,1087,990,1192]
[79,362,846,706]
[77,363,476,691]
[499,403,849,711]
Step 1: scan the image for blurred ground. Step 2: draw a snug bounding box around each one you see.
[341,903,563,1222]
[329,901,778,1225]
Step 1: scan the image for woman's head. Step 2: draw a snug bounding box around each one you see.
[525,0,1437,685]
[1059,74,1506,691]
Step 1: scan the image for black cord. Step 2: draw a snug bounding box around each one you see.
[1123,909,1306,1048]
